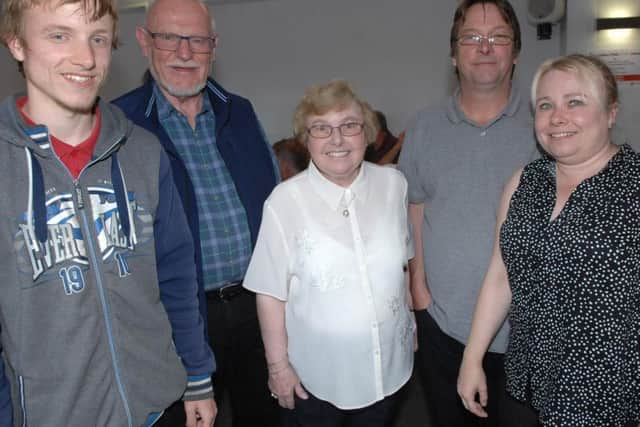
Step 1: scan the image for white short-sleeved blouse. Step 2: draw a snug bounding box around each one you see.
[244,161,415,410]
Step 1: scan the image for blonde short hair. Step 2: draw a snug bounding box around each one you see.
[1,0,119,47]
[1,0,118,75]
[293,80,378,145]
[531,54,619,111]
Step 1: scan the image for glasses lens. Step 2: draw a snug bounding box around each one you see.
[340,123,363,136]
[309,125,331,138]
[491,35,512,45]
[459,34,512,46]
[150,31,215,52]
[458,35,479,46]
[189,36,215,53]
[153,33,179,50]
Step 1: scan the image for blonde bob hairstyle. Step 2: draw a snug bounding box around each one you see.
[531,54,619,112]
[293,80,378,145]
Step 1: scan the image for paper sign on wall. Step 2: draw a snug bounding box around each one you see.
[594,50,640,84]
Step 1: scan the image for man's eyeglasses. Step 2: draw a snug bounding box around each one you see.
[457,34,513,46]
[307,122,365,139]
[144,29,217,53]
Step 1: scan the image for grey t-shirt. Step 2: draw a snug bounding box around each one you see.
[398,87,538,353]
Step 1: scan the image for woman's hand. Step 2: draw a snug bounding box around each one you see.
[457,357,488,418]
[268,359,308,409]
[257,295,308,409]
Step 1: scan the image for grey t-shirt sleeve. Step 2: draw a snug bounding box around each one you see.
[398,115,428,205]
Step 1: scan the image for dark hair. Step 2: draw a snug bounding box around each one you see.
[449,0,521,58]
[273,138,310,177]
[374,111,388,133]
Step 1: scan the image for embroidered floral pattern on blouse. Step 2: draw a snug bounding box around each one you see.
[295,229,315,258]
[296,229,346,292]
[389,296,401,316]
[400,312,415,346]
[311,269,347,292]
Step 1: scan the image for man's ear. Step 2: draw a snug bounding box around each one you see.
[7,36,26,62]
[135,26,151,57]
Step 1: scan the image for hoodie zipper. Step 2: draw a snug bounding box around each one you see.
[52,135,135,427]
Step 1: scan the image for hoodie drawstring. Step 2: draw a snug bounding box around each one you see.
[25,147,48,244]
[111,152,135,244]
[25,147,136,249]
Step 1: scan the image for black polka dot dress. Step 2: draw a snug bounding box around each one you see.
[500,144,640,426]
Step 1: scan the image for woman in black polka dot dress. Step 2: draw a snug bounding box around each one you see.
[457,54,639,426]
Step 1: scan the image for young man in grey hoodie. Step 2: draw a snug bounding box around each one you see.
[0,0,216,425]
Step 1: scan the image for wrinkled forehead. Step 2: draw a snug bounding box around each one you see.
[146,0,214,34]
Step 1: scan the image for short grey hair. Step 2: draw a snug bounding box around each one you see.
[145,0,216,33]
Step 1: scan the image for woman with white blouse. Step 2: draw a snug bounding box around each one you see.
[243,80,415,427]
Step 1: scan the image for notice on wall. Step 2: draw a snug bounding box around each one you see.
[593,50,640,84]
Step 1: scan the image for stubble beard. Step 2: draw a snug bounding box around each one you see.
[149,65,207,98]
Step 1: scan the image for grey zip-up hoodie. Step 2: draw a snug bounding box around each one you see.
[0,96,212,427]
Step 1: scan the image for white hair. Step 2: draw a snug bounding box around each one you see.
[145,0,216,33]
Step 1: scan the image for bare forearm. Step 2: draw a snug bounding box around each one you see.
[463,169,523,364]
[377,139,403,165]
[256,294,288,365]
[458,168,522,418]
[256,294,308,408]
[408,203,431,309]
[463,272,511,363]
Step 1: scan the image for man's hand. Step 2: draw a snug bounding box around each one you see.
[410,274,432,310]
[184,398,217,427]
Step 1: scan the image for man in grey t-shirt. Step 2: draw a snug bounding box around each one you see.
[398,1,538,425]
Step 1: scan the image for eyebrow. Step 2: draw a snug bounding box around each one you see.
[535,92,587,103]
[40,24,113,41]
[40,24,74,34]
[310,116,361,124]
[459,25,511,34]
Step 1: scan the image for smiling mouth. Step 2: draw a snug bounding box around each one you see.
[326,150,350,157]
[550,131,577,138]
[62,73,94,83]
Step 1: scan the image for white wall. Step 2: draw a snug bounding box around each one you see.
[0,0,568,141]
[565,0,640,148]
[205,0,562,141]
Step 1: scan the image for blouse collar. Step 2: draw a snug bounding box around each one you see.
[307,160,369,212]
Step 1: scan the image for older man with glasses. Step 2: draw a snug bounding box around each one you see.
[113,0,280,425]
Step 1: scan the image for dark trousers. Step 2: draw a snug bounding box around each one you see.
[157,289,279,427]
[282,390,399,427]
[415,309,539,427]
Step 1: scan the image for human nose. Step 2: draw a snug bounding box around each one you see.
[478,37,493,53]
[175,37,193,60]
[71,40,96,69]
[550,108,567,125]
[328,126,344,145]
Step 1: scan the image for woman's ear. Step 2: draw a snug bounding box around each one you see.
[607,102,619,129]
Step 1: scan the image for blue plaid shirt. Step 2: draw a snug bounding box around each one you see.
[153,83,253,291]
